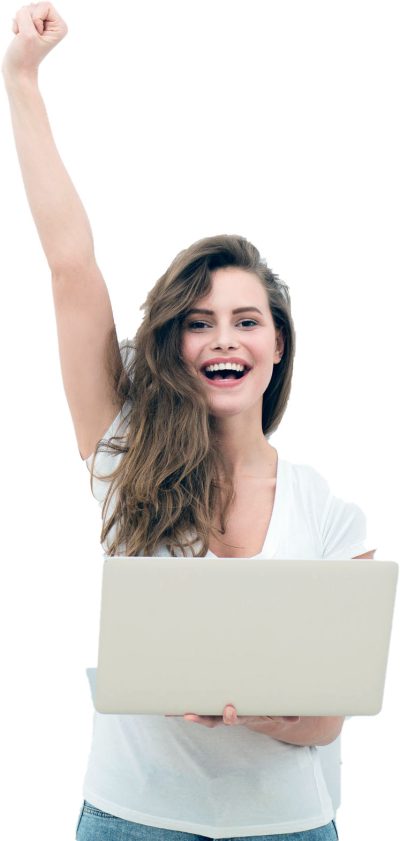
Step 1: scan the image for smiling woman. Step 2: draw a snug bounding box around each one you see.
[2,4,375,840]
[181,267,284,417]
[78,236,374,841]
[91,239,294,559]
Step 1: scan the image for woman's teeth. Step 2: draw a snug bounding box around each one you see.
[202,362,248,381]
[205,362,245,373]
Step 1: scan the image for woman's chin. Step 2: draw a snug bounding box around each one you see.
[207,396,261,420]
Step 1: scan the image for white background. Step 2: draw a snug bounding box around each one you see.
[0,1,398,839]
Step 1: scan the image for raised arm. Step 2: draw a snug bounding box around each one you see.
[2,4,124,459]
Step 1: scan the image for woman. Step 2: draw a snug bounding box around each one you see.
[2,5,375,840]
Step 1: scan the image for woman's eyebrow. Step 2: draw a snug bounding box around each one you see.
[185,306,263,316]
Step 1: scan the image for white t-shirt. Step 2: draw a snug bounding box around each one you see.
[83,387,373,836]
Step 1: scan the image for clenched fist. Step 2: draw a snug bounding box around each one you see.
[2,3,68,83]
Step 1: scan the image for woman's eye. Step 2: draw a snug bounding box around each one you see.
[186,319,257,330]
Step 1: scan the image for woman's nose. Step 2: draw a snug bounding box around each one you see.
[211,325,239,350]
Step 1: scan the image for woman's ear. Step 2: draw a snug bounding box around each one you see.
[274,330,284,362]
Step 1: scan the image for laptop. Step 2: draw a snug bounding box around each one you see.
[91,556,398,716]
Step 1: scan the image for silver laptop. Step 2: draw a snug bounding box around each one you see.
[92,556,398,716]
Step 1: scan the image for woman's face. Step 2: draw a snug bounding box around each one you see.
[180,267,284,421]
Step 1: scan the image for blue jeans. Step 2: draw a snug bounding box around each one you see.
[76,801,339,841]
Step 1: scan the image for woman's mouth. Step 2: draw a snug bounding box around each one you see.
[200,364,252,388]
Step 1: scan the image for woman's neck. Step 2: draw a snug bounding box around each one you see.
[212,413,276,479]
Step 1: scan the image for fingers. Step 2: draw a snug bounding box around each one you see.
[14,7,38,37]
[183,714,224,727]
[183,706,238,726]
[182,708,238,727]
[29,3,59,24]
[223,704,237,724]
[12,4,61,35]
[12,3,68,44]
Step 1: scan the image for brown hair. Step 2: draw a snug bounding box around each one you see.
[90,234,296,556]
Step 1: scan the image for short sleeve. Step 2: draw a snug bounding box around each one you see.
[85,338,134,505]
[307,467,377,559]
[85,399,133,504]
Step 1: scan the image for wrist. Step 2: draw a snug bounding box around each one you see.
[2,69,39,95]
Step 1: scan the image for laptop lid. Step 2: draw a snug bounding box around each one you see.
[94,557,398,715]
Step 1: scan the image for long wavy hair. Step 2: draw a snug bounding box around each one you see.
[90,234,296,556]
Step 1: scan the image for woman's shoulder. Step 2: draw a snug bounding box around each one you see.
[280,457,330,494]
[84,341,135,474]
[280,457,370,557]
[285,456,366,522]
[279,457,363,518]
[119,337,135,369]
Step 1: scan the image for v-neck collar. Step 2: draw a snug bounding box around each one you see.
[206,454,285,560]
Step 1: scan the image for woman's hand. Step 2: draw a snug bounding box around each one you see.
[2,3,68,84]
[166,704,300,729]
